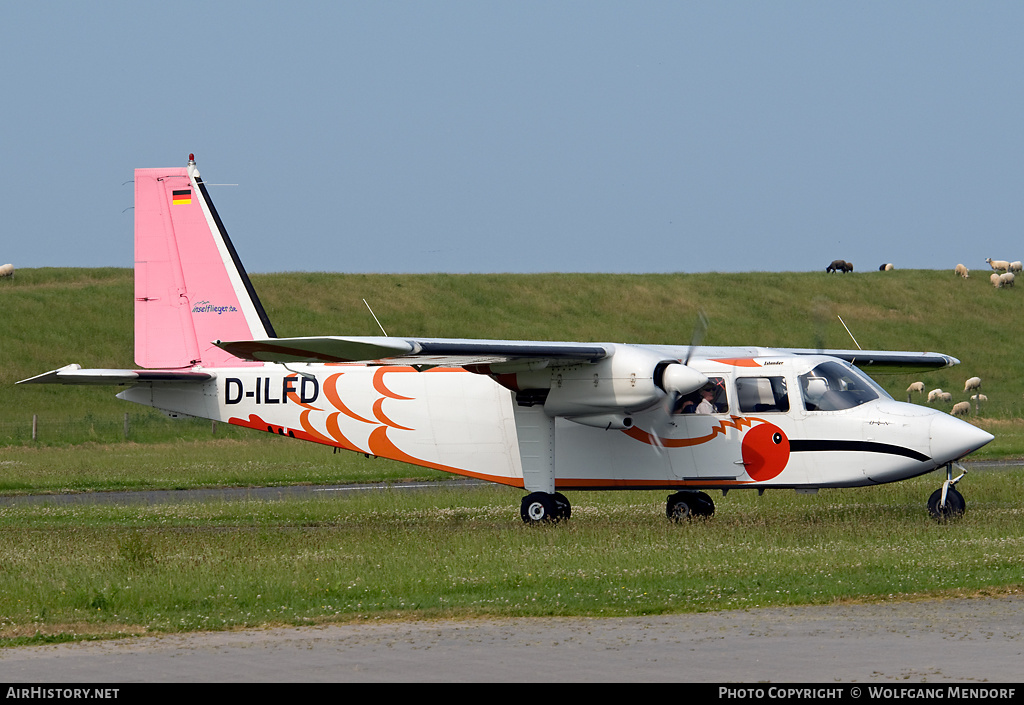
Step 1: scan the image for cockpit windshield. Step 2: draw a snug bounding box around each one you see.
[799,360,889,412]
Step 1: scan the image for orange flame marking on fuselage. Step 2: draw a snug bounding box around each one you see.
[298,409,338,446]
[623,415,760,448]
[366,425,523,488]
[372,397,414,430]
[710,358,763,368]
[323,372,376,424]
[373,367,415,400]
[325,411,366,453]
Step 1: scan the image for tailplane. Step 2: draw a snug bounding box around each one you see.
[134,154,275,369]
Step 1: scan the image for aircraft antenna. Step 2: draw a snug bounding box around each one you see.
[837,315,862,350]
[364,299,388,336]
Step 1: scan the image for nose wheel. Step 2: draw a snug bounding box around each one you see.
[928,462,967,521]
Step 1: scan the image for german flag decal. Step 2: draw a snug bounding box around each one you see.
[172,189,192,205]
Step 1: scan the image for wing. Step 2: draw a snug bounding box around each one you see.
[780,348,959,374]
[214,336,612,370]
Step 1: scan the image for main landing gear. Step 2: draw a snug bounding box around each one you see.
[928,462,967,521]
[666,490,716,521]
[520,490,719,524]
[520,492,572,523]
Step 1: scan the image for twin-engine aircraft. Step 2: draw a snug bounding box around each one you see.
[21,156,993,523]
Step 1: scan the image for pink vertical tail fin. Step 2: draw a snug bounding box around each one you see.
[134,154,275,369]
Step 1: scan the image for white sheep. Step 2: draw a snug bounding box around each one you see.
[991,272,1002,288]
[954,263,969,278]
[939,392,952,402]
[964,376,982,392]
[951,401,971,416]
[986,258,1010,271]
[1012,261,1023,272]
[907,381,924,394]
[878,263,894,271]
[1000,272,1015,288]
[0,263,13,278]
[971,394,988,403]
[927,389,944,403]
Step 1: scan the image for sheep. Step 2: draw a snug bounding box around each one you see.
[1000,272,1015,288]
[991,272,1002,288]
[954,263,969,278]
[0,263,13,278]
[964,377,982,392]
[986,258,1010,272]
[1011,261,1023,272]
[826,259,853,273]
[951,401,971,416]
[939,392,952,403]
[907,381,924,394]
[878,263,894,271]
[971,394,988,403]
[927,389,944,403]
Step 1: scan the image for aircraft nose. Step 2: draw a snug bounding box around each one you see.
[929,413,994,464]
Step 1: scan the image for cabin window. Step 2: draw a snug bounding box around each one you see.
[675,376,729,415]
[736,376,789,413]
[799,361,880,411]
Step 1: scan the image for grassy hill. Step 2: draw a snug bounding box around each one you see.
[2,266,1021,444]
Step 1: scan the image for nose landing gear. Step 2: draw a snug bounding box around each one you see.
[928,462,967,521]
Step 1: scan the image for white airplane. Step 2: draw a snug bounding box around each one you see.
[20,155,993,523]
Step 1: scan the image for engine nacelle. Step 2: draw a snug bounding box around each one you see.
[504,345,707,418]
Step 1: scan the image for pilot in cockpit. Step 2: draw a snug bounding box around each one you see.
[678,379,724,414]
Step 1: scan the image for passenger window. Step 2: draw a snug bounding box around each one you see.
[675,377,729,415]
[736,376,789,413]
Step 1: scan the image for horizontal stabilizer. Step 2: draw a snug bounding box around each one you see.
[18,364,214,386]
[215,336,611,368]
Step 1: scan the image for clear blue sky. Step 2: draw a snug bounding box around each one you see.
[3,2,1022,274]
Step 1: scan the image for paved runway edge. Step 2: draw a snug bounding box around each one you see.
[1,594,1021,683]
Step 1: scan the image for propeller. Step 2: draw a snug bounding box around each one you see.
[647,311,711,456]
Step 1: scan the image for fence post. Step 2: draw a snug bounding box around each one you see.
[124,413,129,439]
[32,414,37,441]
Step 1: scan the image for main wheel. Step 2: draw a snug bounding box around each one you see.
[667,491,716,521]
[521,492,570,524]
[927,486,966,521]
[691,491,715,517]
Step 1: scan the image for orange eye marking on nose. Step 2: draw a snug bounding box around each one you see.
[741,422,790,481]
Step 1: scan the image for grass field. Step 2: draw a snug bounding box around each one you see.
[0,469,1021,647]
[1,267,1022,646]
[4,266,1024,429]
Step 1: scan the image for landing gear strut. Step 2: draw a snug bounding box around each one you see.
[667,490,715,521]
[521,492,571,524]
[928,462,967,521]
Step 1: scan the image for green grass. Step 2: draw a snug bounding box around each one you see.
[0,437,444,494]
[0,470,1020,645]
[3,267,1024,430]
[2,267,1023,647]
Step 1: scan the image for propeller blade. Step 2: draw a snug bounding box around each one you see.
[683,311,709,366]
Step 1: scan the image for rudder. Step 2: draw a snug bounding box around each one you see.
[134,155,275,369]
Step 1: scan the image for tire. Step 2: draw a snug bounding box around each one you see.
[521,492,567,524]
[667,491,715,521]
[691,491,715,518]
[927,487,966,521]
